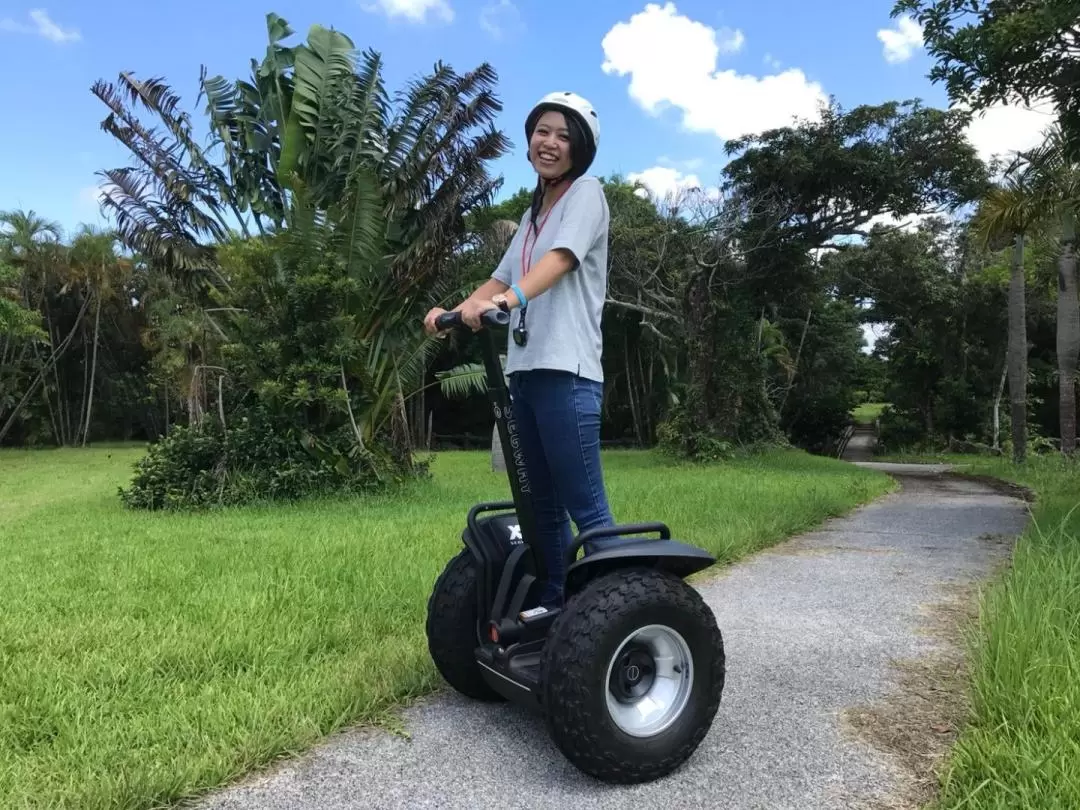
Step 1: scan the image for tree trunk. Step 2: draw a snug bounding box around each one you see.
[81,291,102,447]
[0,292,92,444]
[1056,216,1079,457]
[779,307,812,416]
[77,326,91,443]
[992,356,1006,452]
[641,350,654,445]
[624,331,643,445]
[1007,234,1027,463]
[684,272,714,456]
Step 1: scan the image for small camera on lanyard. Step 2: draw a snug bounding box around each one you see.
[496,298,528,346]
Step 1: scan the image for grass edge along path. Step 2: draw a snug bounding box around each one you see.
[0,446,894,810]
[878,453,1080,810]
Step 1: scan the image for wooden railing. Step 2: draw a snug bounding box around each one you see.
[835,423,856,459]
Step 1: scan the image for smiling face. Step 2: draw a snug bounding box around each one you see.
[528,110,574,180]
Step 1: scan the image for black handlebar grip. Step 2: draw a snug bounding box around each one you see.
[484,309,511,326]
[434,311,463,330]
[434,308,510,332]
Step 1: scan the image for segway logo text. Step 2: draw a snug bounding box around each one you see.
[503,404,531,494]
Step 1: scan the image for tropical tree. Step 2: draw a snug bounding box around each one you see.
[657,98,990,458]
[894,0,1080,156]
[66,226,129,446]
[95,12,512,508]
[971,156,1045,461]
[896,0,1080,455]
[1023,123,1080,454]
[0,210,90,445]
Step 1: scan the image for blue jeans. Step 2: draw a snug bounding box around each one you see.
[507,369,616,607]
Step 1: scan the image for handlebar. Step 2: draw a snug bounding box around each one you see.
[434,308,511,332]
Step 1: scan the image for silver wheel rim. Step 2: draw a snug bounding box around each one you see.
[604,624,693,737]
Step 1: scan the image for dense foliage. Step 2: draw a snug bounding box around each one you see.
[4,7,1080,509]
[88,15,510,507]
[893,0,1080,458]
[7,6,1080,808]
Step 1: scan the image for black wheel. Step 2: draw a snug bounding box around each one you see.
[540,567,724,783]
[425,548,505,702]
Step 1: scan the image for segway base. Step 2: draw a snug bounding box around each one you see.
[425,306,725,783]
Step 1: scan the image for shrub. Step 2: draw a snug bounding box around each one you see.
[119,409,425,510]
[875,405,934,454]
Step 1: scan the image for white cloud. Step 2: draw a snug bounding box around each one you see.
[479,0,522,39]
[962,98,1058,166]
[75,183,115,225]
[715,26,745,55]
[859,210,940,234]
[78,184,105,206]
[658,155,704,172]
[360,0,452,23]
[0,9,80,43]
[628,166,703,201]
[600,3,828,142]
[627,165,723,209]
[877,15,923,64]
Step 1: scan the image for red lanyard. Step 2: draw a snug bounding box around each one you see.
[521,183,571,276]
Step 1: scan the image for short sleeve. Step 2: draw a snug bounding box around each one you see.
[491,243,513,284]
[490,209,529,284]
[549,177,607,270]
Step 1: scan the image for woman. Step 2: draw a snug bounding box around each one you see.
[424,91,615,607]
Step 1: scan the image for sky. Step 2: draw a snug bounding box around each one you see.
[0,0,1061,241]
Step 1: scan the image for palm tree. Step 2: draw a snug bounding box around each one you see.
[971,158,1045,462]
[1023,123,1080,456]
[0,210,92,444]
[68,225,129,445]
[92,13,511,477]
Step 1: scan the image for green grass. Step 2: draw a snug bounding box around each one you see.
[0,445,892,810]
[879,453,1080,810]
[852,401,887,423]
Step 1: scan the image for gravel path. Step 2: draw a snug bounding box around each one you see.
[192,463,1029,810]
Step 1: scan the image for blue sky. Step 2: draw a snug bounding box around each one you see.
[0,0,1056,238]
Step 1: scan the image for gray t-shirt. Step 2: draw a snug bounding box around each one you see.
[491,174,609,382]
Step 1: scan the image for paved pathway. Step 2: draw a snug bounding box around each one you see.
[842,423,878,462]
[193,464,1028,810]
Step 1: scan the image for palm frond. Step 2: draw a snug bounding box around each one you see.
[435,363,488,399]
[95,167,216,281]
[91,12,514,465]
[280,23,356,188]
[1021,122,1080,208]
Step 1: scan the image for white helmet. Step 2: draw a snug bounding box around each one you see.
[525,91,600,172]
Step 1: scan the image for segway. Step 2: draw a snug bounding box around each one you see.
[425,307,725,784]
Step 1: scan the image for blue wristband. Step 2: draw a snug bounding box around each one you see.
[510,283,527,309]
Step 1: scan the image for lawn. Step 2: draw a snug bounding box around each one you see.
[852,401,887,424]
[0,444,893,810]
[873,453,1080,810]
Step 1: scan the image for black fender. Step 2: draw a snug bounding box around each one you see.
[459,500,520,623]
[563,523,717,593]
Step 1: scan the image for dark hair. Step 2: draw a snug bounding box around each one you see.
[526,106,594,229]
